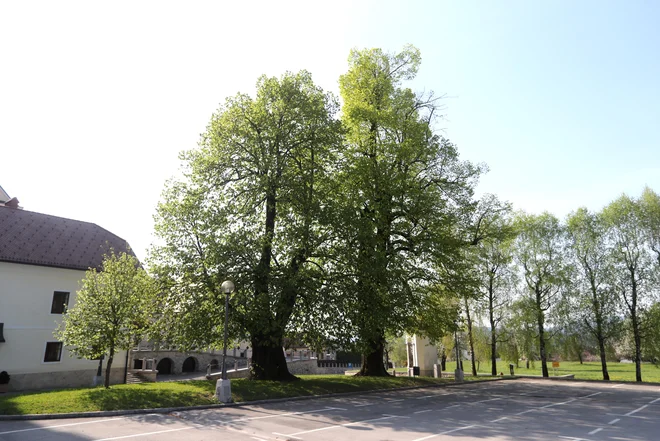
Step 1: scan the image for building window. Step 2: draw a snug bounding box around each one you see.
[51,291,70,314]
[44,342,63,362]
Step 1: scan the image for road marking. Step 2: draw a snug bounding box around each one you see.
[582,392,602,398]
[515,398,577,416]
[542,399,577,409]
[608,418,620,425]
[274,415,400,437]
[625,404,648,416]
[649,398,660,404]
[410,424,477,441]
[445,404,460,409]
[558,437,591,441]
[606,413,647,419]
[228,407,344,423]
[354,402,377,407]
[610,384,624,388]
[0,417,128,436]
[473,398,502,404]
[414,409,433,414]
[490,417,508,423]
[384,413,409,418]
[416,395,436,399]
[272,433,303,440]
[588,428,603,435]
[93,427,193,441]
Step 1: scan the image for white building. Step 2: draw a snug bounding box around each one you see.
[0,190,133,391]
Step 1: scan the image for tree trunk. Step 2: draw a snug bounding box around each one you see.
[464,297,477,377]
[597,336,610,381]
[357,335,390,376]
[491,332,497,376]
[488,281,497,376]
[536,288,549,377]
[250,335,297,381]
[632,310,643,382]
[592,285,610,380]
[104,348,114,389]
[628,267,642,382]
[441,351,446,371]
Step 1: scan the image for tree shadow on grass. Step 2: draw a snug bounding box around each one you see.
[83,384,216,411]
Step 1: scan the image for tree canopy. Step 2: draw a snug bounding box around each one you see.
[57,251,157,388]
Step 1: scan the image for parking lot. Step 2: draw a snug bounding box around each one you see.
[1,378,659,440]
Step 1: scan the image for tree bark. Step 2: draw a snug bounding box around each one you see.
[250,335,297,381]
[536,287,549,378]
[597,336,610,381]
[488,278,497,376]
[104,348,114,388]
[627,267,642,382]
[464,297,477,377]
[357,334,390,376]
[590,276,610,381]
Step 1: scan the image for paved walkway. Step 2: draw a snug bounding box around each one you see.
[1,379,659,440]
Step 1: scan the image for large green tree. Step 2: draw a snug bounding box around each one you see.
[150,71,341,380]
[334,46,480,375]
[603,194,654,382]
[57,251,157,388]
[474,214,517,376]
[565,207,622,380]
[514,212,568,377]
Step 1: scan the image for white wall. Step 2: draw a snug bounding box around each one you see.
[0,262,128,386]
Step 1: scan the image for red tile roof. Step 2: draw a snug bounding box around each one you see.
[0,206,134,271]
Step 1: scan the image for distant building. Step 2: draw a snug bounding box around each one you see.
[0,188,133,391]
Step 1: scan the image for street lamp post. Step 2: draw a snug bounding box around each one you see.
[217,280,235,403]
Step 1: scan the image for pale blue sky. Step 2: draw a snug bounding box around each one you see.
[1,1,658,260]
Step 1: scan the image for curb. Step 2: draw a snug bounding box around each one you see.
[0,377,508,421]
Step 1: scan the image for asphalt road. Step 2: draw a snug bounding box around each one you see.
[1,378,659,441]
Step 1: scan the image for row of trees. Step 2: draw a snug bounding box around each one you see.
[456,189,660,382]
[57,45,660,385]
[147,45,489,380]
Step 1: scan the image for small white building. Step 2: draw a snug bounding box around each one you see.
[0,190,133,391]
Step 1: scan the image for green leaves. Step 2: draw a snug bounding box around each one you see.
[330,46,481,370]
[150,71,342,379]
[56,251,158,387]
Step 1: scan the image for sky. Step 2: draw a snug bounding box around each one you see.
[1,1,659,262]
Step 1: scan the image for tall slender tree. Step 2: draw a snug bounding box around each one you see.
[603,194,654,382]
[474,219,517,376]
[566,207,621,380]
[514,212,568,377]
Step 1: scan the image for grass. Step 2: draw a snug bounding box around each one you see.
[0,374,462,416]
[445,360,660,382]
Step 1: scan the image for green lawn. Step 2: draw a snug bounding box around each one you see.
[444,360,660,382]
[0,374,461,416]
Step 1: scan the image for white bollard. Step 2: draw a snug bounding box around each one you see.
[216,379,232,403]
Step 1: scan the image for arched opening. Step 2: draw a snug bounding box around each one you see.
[182,356,197,373]
[156,358,173,375]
